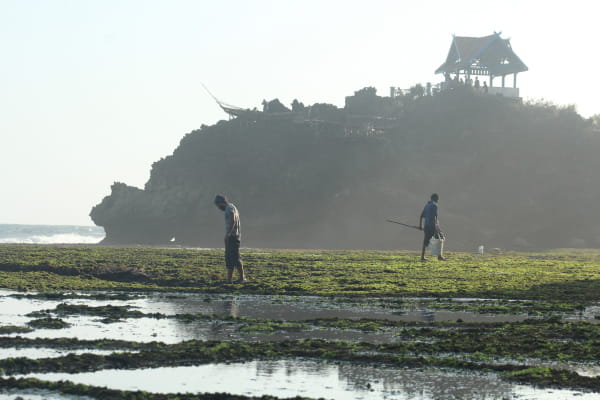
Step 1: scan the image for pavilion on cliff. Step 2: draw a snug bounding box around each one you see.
[435,32,528,98]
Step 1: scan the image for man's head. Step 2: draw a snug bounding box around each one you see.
[214,194,228,211]
[430,193,439,202]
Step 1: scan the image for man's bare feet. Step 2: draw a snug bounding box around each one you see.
[438,256,446,261]
[421,257,428,262]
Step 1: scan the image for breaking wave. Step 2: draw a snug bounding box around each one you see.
[0,225,105,244]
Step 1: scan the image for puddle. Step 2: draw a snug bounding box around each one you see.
[576,305,600,321]
[575,366,600,377]
[0,290,133,327]
[1,289,577,325]
[7,316,229,344]
[0,390,93,400]
[544,363,600,378]
[18,359,597,400]
[0,289,527,345]
[134,293,529,323]
[6,315,407,344]
[0,290,596,345]
[0,347,134,359]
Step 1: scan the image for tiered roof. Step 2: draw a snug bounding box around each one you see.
[436,32,528,76]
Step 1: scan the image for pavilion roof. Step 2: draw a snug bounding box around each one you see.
[435,32,528,76]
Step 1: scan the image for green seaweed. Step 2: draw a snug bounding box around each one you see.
[239,322,307,333]
[419,298,588,316]
[27,317,70,329]
[0,339,598,391]
[2,244,600,394]
[0,336,154,351]
[502,367,600,390]
[0,325,34,334]
[1,245,600,302]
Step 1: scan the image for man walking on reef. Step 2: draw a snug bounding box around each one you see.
[419,193,446,261]
[214,195,247,283]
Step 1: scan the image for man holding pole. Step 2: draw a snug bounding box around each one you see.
[419,193,446,261]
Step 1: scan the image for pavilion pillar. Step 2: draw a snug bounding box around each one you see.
[513,73,518,88]
[490,75,493,87]
[502,75,506,88]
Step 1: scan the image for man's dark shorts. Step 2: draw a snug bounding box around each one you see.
[423,227,436,247]
[225,235,242,270]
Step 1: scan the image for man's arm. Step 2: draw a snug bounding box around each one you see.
[418,210,424,230]
[225,208,238,240]
[226,224,236,239]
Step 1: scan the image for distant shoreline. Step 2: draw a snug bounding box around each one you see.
[0,224,105,245]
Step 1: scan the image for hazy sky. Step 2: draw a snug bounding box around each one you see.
[1,0,599,226]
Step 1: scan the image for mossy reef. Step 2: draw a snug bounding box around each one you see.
[1,245,599,301]
[0,244,599,398]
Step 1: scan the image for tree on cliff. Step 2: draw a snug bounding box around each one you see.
[91,87,600,250]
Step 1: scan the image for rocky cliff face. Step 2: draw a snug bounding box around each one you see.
[91,88,600,250]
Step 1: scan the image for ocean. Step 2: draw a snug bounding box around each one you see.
[0,224,105,244]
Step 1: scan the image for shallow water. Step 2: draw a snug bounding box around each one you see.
[3,289,598,345]
[578,304,600,321]
[0,389,94,400]
[0,347,135,360]
[8,315,408,345]
[0,291,134,327]
[1,289,599,398]
[0,289,529,345]
[132,293,599,323]
[5,289,593,326]
[133,292,532,323]
[20,359,597,400]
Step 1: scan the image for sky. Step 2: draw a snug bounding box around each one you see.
[1,0,599,226]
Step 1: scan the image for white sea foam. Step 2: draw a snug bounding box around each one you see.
[0,225,105,244]
[0,234,102,244]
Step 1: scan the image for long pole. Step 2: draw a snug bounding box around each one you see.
[386,220,421,230]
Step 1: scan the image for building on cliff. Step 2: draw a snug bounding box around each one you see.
[435,32,528,98]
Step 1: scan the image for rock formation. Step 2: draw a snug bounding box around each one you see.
[91,88,600,250]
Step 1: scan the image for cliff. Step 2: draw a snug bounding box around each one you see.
[91,87,600,250]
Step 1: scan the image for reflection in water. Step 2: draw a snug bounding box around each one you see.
[0,348,130,360]
[421,309,435,322]
[128,293,537,345]
[0,290,583,345]
[21,360,597,400]
[1,289,599,399]
[137,292,531,323]
[0,389,94,400]
[224,299,239,317]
